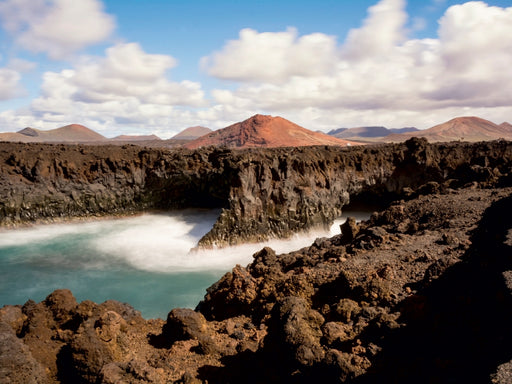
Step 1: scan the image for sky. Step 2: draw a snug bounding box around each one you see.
[0,0,511,138]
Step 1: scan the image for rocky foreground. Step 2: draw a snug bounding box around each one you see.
[1,182,512,383]
[1,138,512,383]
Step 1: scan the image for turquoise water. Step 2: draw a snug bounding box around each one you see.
[0,210,369,319]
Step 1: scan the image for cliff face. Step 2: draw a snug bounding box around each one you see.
[0,144,233,226]
[1,139,512,246]
[198,145,399,246]
[197,138,512,246]
[2,139,512,383]
[2,186,511,383]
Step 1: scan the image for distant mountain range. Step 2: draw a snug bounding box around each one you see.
[327,117,512,143]
[184,114,360,149]
[0,124,105,143]
[0,115,510,148]
[111,134,161,141]
[328,126,418,139]
[385,117,512,142]
[0,124,212,146]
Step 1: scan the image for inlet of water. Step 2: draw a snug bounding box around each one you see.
[0,209,371,319]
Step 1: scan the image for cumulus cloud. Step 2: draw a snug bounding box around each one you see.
[430,2,512,105]
[63,43,205,107]
[203,0,512,129]
[202,27,338,83]
[0,67,23,100]
[8,43,206,136]
[0,57,37,101]
[0,0,115,59]
[342,0,408,60]
[2,0,512,135]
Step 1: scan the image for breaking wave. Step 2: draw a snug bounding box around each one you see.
[0,209,370,318]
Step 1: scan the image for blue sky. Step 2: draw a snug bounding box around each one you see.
[0,0,511,138]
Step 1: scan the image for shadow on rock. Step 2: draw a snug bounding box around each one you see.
[356,194,512,384]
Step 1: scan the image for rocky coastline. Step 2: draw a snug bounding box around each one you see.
[1,138,512,383]
[1,138,512,246]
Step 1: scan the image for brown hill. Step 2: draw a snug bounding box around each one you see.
[111,134,160,141]
[386,116,512,142]
[499,122,512,131]
[42,124,106,142]
[0,131,38,142]
[171,126,212,140]
[1,124,106,143]
[184,114,361,149]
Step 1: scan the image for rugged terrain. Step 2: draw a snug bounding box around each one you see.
[1,138,512,382]
[1,182,511,383]
[1,138,512,248]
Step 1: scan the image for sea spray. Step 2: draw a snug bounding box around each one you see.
[0,210,370,318]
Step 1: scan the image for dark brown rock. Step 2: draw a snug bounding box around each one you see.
[2,139,512,247]
[163,308,208,343]
[0,306,25,335]
[2,140,512,383]
[44,289,77,325]
[267,296,325,367]
[339,216,359,244]
[0,321,49,384]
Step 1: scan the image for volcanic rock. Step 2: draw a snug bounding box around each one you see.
[1,138,512,248]
[2,184,512,383]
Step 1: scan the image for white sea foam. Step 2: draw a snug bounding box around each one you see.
[0,209,372,273]
[92,209,371,273]
[0,221,99,247]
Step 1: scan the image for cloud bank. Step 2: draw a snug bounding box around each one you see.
[201,0,512,129]
[23,43,206,135]
[0,0,511,135]
[0,0,115,59]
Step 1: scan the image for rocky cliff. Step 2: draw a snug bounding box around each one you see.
[1,139,512,247]
[2,138,512,382]
[1,184,512,383]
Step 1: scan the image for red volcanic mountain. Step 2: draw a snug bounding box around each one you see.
[184,114,361,149]
[386,116,512,142]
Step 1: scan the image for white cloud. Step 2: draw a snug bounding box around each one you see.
[0,67,23,100]
[0,43,207,137]
[201,27,338,83]
[6,58,37,72]
[2,0,512,136]
[0,56,35,101]
[63,43,205,107]
[202,0,512,130]
[430,1,512,105]
[342,0,408,60]
[0,0,115,59]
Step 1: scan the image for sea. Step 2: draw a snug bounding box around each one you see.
[0,209,370,319]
